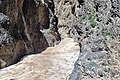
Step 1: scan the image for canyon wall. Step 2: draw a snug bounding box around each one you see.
[0,0,60,68]
[54,0,120,80]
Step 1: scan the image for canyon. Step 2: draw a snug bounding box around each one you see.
[0,0,120,80]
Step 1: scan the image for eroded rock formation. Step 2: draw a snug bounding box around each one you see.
[0,0,60,68]
[0,0,120,80]
[53,0,120,80]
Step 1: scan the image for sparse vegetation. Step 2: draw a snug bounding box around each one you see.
[88,8,96,28]
[103,32,115,39]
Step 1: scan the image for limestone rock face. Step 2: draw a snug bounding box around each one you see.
[54,0,120,80]
[0,0,60,68]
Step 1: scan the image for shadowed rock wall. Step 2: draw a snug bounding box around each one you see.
[0,0,61,68]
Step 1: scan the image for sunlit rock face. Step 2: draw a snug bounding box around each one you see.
[0,0,60,68]
[54,0,120,80]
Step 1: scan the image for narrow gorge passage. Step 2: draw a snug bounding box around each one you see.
[0,38,79,80]
[0,0,120,80]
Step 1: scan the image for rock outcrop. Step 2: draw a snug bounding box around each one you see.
[54,0,120,80]
[0,0,60,68]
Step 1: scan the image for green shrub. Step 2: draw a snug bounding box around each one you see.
[88,8,96,28]
[103,32,115,39]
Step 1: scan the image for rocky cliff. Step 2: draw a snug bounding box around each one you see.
[0,0,120,80]
[53,0,120,79]
[0,0,61,68]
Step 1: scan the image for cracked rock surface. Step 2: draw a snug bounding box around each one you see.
[53,0,120,80]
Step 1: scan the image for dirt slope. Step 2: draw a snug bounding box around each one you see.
[0,38,79,80]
